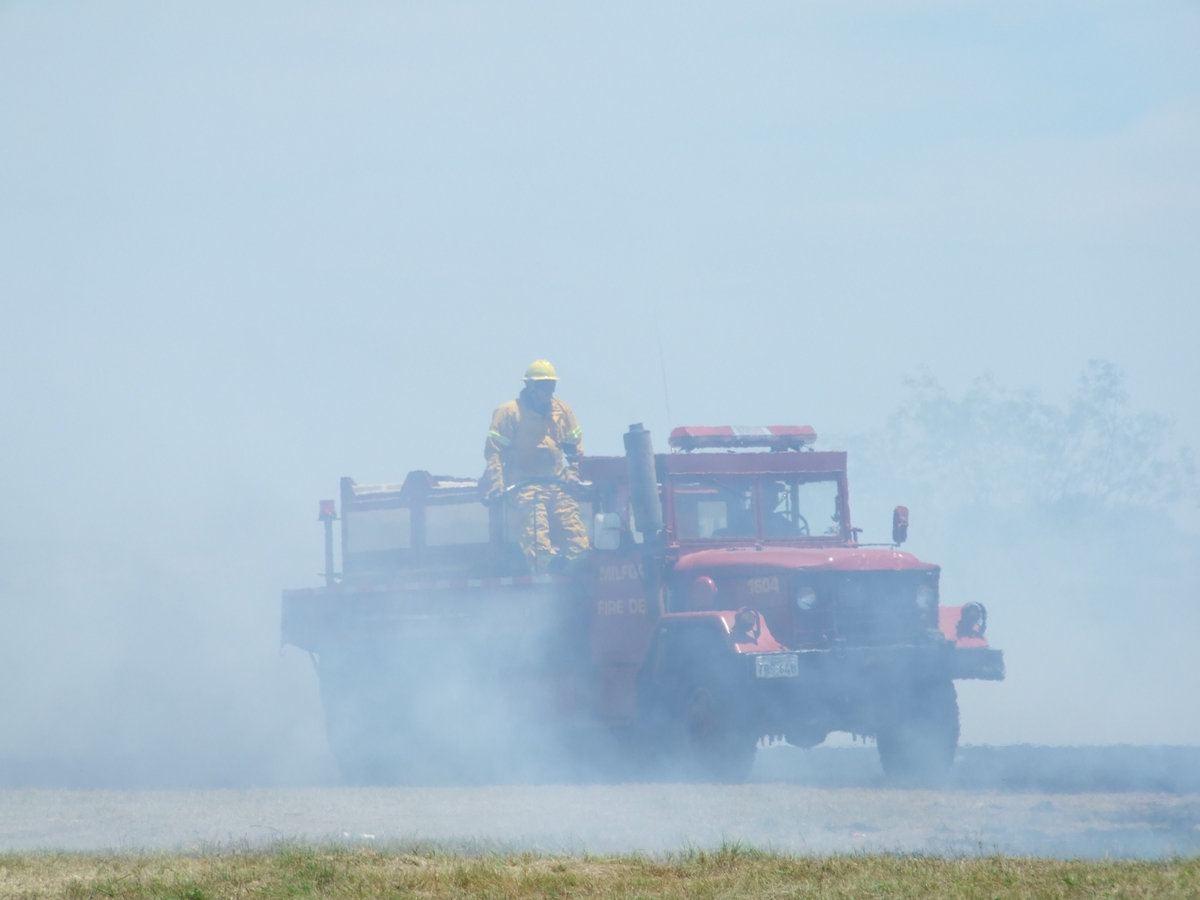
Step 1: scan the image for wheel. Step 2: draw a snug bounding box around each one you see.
[676,679,758,782]
[876,679,959,780]
[316,651,403,784]
[636,625,759,782]
[317,644,563,785]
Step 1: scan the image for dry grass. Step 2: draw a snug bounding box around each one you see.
[0,844,1196,899]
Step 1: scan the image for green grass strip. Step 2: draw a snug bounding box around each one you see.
[0,844,1197,899]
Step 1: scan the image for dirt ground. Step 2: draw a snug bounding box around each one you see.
[2,746,1197,859]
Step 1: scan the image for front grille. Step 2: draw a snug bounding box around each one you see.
[799,571,937,647]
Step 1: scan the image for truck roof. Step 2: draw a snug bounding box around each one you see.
[674,546,937,574]
[579,449,847,482]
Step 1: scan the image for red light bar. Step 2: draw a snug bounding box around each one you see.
[318,499,337,521]
[668,425,818,451]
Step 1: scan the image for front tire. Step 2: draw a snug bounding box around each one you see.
[676,679,758,782]
[876,679,959,780]
[637,626,759,783]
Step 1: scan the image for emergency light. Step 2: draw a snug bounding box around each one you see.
[668,425,818,452]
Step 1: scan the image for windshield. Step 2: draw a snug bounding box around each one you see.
[672,476,842,540]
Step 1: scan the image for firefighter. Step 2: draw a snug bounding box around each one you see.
[482,359,590,572]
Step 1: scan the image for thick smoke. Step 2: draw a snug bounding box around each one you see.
[303,583,643,787]
[0,495,332,789]
[845,360,1200,748]
[2,359,1197,865]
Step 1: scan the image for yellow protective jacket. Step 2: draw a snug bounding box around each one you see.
[483,392,583,494]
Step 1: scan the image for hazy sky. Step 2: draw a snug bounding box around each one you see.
[1,2,1198,775]
[3,3,1197,485]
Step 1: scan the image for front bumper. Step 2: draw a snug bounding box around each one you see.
[746,642,1005,685]
[737,642,1004,739]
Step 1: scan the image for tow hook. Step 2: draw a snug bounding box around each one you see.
[732,607,762,644]
[956,602,988,639]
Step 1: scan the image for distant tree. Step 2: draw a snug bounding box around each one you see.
[870,360,1197,518]
[1053,361,1197,509]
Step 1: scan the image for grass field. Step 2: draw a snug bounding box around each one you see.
[1,844,1197,899]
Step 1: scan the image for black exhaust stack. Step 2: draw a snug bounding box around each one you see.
[624,423,663,541]
[624,422,665,618]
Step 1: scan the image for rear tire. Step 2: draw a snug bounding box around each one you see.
[317,651,404,784]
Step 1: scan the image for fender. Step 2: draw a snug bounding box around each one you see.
[639,608,788,697]
[654,608,787,653]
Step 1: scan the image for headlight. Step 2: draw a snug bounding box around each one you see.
[915,585,935,611]
[796,587,818,611]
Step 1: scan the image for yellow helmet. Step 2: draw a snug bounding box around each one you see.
[524,359,558,381]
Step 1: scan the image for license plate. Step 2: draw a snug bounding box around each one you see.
[755,653,799,679]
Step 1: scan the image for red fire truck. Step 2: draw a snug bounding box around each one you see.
[281,424,1003,782]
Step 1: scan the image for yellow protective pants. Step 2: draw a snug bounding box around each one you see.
[510,484,590,573]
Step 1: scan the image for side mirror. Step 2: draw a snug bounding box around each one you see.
[593,512,623,551]
[892,506,909,545]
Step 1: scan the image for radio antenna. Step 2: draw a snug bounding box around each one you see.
[653,306,673,426]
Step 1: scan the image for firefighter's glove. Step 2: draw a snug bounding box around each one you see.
[562,469,584,497]
[484,485,505,506]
